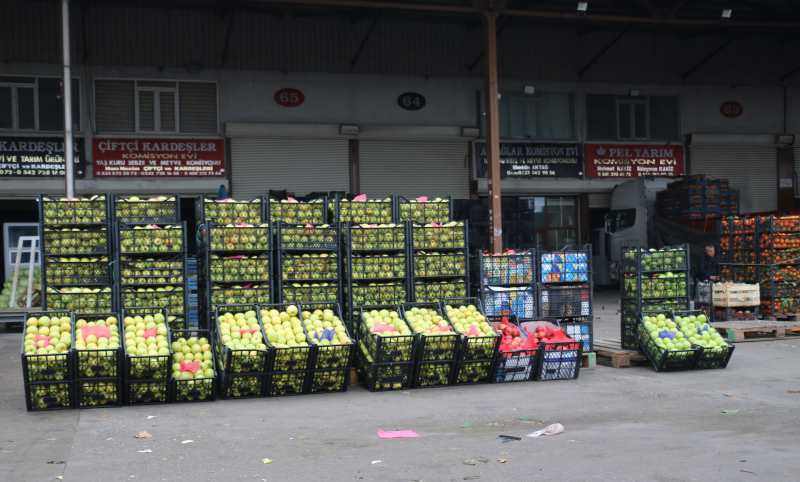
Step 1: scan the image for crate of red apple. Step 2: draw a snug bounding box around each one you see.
[492,318,582,382]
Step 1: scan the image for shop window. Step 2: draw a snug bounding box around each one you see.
[587,94,679,141]
[484,92,574,140]
[96,79,217,134]
[617,98,648,140]
[0,77,79,132]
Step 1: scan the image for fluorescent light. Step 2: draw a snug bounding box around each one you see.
[523,85,536,95]
[721,9,732,19]
[577,2,589,12]
[629,88,641,97]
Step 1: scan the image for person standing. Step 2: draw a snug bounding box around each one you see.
[697,244,720,282]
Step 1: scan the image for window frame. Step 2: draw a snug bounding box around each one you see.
[0,77,39,131]
[484,91,576,141]
[134,81,179,133]
[615,97,649,141]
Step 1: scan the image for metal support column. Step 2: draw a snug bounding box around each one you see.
[484,11,503,254]
[62,0,75,198]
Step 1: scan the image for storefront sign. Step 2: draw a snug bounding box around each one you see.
[474,141,582,178]
[0,137,85,177]
[720,100,743,118]
[397,92,426,111]
[274,88,305,108]
[584,143,684,178]
[93,138,225,177]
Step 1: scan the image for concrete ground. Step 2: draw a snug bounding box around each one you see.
[2,292,800,482]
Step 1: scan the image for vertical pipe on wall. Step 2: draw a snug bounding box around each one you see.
[61,0,75,198]
[484,11,503,254]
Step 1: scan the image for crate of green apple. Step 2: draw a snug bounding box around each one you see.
[281,283,339,304]
[349,224,406,251]
[215,305,269,374]
[356,341,414,391]
[413,252,466,278]
[210,254,269,282]
[401,303,459,362]
[279,224,338,250]
[122,286,184,318]
[412,222,466,250]
[74,313,122,379]
[261,304,313,395]
[639,313,702,371]
[443,300,499,362]
[337,196,394,224]
[0,267,40,308]
[121,257,184,286]
[22,311,74,384]
[623,246,688,273]
[351,254,406,280]
[210,285,270,306]
[301,304,353,370]
[674,311,734,369]
[119,224,184,254]
[115,195,178,224]
[351,282,407,307]
[203,198,263,225]
[44,228,108,255]
[46,287,113,312]
[639,273,687,299]
[42,195,107,225]
[398,196,450,223]
[45,257,110,285]
[358,308,415,363]
[414,280,466,303]
[282,253,337,281]
[209,224,270,252]
[169,329,216,402]
[122,309,171,403]
[270,197,327,225]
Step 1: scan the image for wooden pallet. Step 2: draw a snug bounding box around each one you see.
[711,321,790,342]
[593,339,647,368]
[772,313,800,322]
[786,325,800,337]
[581,351,596,369]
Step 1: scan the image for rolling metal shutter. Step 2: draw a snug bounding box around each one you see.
[230,137,349,199]
[359,140,469,198]
[690,144,777,213]
[179,82,218,134]
[95,80,135,132]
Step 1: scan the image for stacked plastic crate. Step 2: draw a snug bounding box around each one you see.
[276,223,341,306]
[73,311,123,408]
[21,310,76,410]
[410,221,469,302]
[401,302,459,387]
[443,298,500,385]
[121,307,172,404]
[478,251,537,321]
[214,303,270,399]
[40,195,113,313]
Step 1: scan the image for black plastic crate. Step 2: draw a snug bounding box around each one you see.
[41,194,108,226]
[21,311,74,383]
[350,254,406,281]
[442,298,500,362]
[308,367,350,393]
[491,315,537,383]
[265,370,309,396]
[357,346,413,392]
[281,283,340,304]
[357,307,415,363]
[218,371,265,399]
[114,195,179,224]
[622,246,689,274]
[122,286,185,319]
[45,257,111,286]
[120,307,171,381]
[672,310,735,370]
[348,224,406,251]
[208,254,270,283]
[120,256,185,286]
[281,253,337,281]
[208,224,270,252]
[481,286,536,320]
[269,195,328,225]
[200,196,264,225]
[169,328,217,402]
[397,196,451,224]
[278,224,338,251]
[125,379,169,404]
[335,196,394,224]
[210,285,270,306]
[43,227,109,255]
[77,377,122,408]
[25,380,74,411]
[118,224,185,255]
[479,251,535,286]
[300,303,354,370]
[534,341,582,381]
[46,287,113,312]
[411,223,466,250]
[351,282,407,307]
[74,312,122,378]
[638,319,701,372]
[453,359,495,385]
[539,284,592,318]
[413,252,466,278]
[213,304,269,374]
[401,302,459,362]
[413,360,456,388]
[260,303,314,372]
[413,280,467,303]
[539,249,590,283]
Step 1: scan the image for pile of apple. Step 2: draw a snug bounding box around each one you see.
[495,317,537,356]
[47,287,113,312]
[350,224,406,251]
[44,228,108,255]
[171,333,215,401]
[280,225,337,249]
[217,309,268,372]
[360,309,413,362]
[260,305,312,372]
[204,198,263,225]
[351,254,406,280]
[640,272,687,299]
[120,225,183,254]
[445,304,497,360]
[338,197,393,224]
[42,195,107,225]
[210,255,269,282]
[23,314,72,381]
[123,312,171,379]
[282,283,338,304]
[404,307,457,361]
[0,267,40,308]
[525,324,578,350]
[282,253,338,280]
[675,313,730,352]
[46,256,108,285]
[116,195,176,223]
[210,285,270,306]
[210,225,270,251]
[413,252,466,278]
[640,248,687,272]
[642,314,693,352]
[399,197,450,223]
[412,222,465,249]
[75,315,120,378]
[352,282,407,306]
[122,286,184,317]
[302,307,351,369]
[414,280,465,302]
[121,258,183,285]
[270,198,326,224]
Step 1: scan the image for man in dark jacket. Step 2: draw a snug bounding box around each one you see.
[697,244,720,282]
